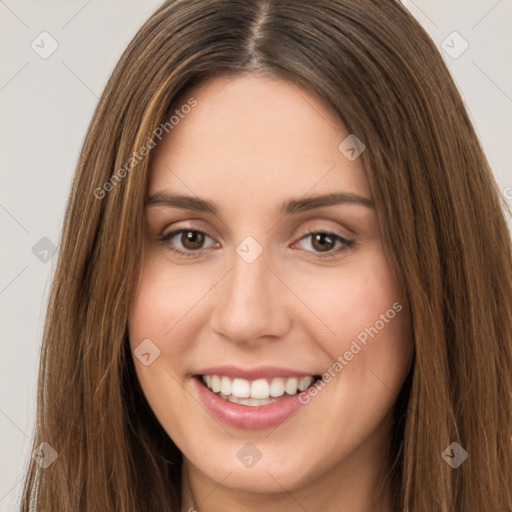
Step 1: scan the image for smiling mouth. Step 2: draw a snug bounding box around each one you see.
[197,374,322,406]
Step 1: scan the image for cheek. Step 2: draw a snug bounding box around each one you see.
[127,262,204,442]
[290,246,412,414]
[127,257,193,407]
[128,253,206,356]
[289,256,411,461]
[290,247,408,357]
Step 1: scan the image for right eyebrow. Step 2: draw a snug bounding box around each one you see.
[146,192,218,214]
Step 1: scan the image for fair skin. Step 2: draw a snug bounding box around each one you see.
[128,74,413,512]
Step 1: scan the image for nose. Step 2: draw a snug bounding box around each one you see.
[209,245,292,345]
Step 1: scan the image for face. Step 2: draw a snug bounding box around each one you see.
[128,74,412,504]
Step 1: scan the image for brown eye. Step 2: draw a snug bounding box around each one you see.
[161,229,217,258]
[295,230,355,258]
[310,233,336,252]
[180,230,205,250]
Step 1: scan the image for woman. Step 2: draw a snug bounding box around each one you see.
[20,0,512,510]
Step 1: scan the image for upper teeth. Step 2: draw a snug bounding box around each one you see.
[202,375,315,399]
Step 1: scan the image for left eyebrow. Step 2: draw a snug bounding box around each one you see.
[145,191,375,215]
[281,192,375,215]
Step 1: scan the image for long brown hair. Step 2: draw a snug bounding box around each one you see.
[20,1,512,510]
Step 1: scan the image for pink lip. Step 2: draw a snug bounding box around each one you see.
[193,377,307,430]
[194,365,316,380]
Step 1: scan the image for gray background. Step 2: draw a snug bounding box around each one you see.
[0,1,511,509]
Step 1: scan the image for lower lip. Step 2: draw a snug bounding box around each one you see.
[194,378,307,430]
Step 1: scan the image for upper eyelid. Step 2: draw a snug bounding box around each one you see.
[160,218,354,239]
[163,228,214,240]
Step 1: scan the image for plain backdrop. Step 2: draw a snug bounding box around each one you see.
[0,1,511,509]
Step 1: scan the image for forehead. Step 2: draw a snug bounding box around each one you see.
[148,75,371,208]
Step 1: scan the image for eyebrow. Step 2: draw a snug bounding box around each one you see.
[146,191,375,215]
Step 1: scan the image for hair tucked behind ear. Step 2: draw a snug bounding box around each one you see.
[20,1,512,510]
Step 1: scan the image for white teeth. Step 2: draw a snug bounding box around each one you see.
[298,376,314,391]
[285,377,298,395]
[227,395,275,406]
[220,376,231,396]
[231,378,250,398]
[251,379,270,399]
[269,377,285,397]
[201,374,316,401]
[211,375,221,393]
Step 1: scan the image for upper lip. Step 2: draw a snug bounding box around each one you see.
[194,365,319,380]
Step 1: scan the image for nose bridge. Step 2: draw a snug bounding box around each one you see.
[209,239,291,343]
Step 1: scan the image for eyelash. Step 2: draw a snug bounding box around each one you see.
[160,228,355,259]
